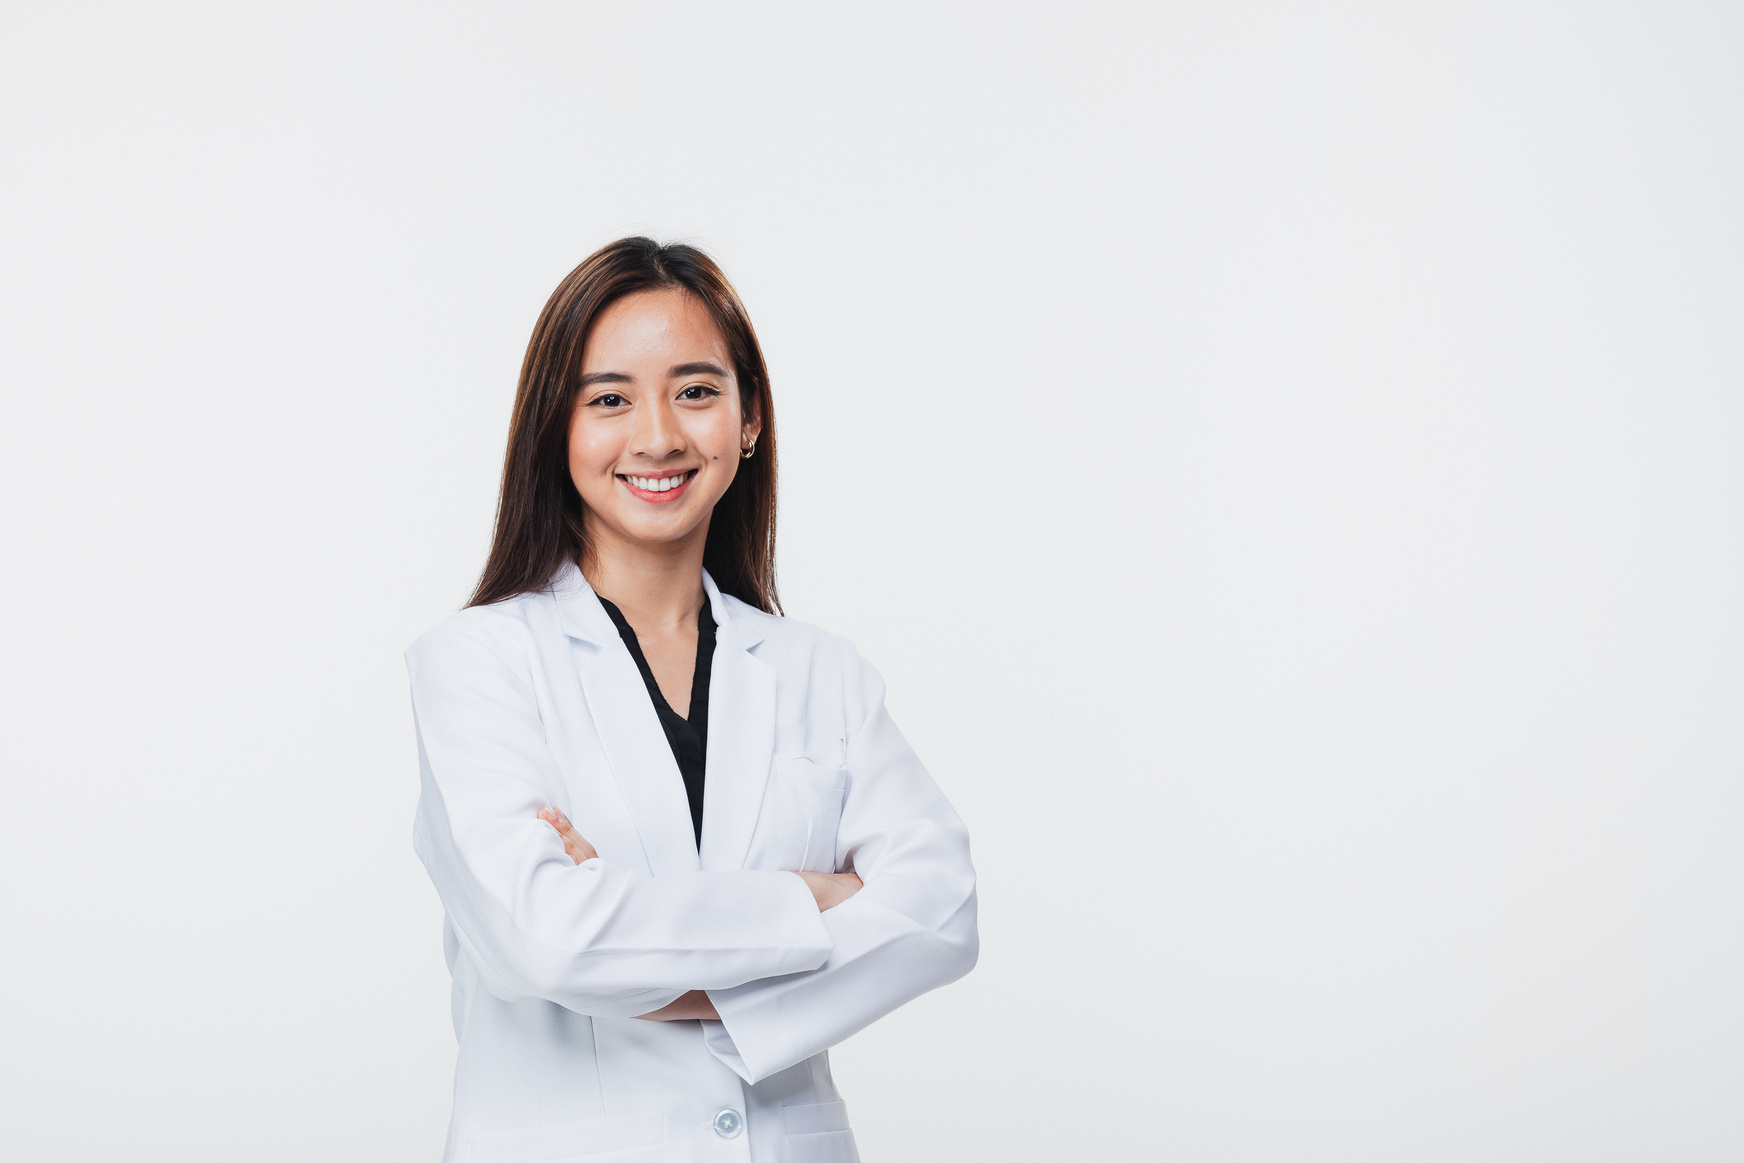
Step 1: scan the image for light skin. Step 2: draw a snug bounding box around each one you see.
[538,288,862,1023]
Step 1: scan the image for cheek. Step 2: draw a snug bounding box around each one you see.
[567,420,620,486]
[689,407,743,459]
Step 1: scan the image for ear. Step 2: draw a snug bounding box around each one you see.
[740,394,763,443]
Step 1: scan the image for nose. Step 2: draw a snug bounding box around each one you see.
[627,392,685,461]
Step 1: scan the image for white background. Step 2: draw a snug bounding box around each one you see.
[2,3,1741,1160]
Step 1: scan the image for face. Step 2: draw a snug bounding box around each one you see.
[568,288,760,553]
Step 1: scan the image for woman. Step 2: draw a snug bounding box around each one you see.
[407,237,978,1163]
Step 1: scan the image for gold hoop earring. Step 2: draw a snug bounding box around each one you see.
[740,436,756,460]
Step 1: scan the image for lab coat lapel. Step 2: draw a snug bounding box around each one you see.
[554,563,700,878]
[699,573,776,873]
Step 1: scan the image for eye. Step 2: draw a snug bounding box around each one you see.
[677,384,721,401]
[587,393,627,408]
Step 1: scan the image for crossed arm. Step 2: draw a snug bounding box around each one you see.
[533,806,864,1021]
[410,625,977,1082]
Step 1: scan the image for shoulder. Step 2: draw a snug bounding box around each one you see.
[722,595,859,662]
[721,596,886,706]
[405,591,551,673]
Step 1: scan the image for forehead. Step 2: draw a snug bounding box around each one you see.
[581,288,730,372]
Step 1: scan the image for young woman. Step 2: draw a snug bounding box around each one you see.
[406,238,978,1163]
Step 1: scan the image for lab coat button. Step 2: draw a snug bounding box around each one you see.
[712,1107,744,1138]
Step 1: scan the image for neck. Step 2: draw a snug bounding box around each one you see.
[580,516,709,635]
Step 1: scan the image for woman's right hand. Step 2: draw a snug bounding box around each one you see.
[538,806,598,865]
[796,870,862,911]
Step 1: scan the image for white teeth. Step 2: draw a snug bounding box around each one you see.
[626,473,688,492]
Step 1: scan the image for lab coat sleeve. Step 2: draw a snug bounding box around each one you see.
[702,646,979,1083]
[407,619,832,1018]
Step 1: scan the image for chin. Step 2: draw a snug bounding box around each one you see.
[609,510,709,546]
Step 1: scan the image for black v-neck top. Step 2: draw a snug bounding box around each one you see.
[596,595,717,850]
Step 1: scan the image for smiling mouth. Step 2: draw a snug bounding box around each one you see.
[618,469,698,502]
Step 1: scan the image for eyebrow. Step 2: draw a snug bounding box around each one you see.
[577,361,728,388]
[669,361,728,378]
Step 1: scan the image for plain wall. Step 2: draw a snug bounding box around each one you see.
[2,3,1741,1160]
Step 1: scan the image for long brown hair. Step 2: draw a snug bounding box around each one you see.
[467,237,780,613]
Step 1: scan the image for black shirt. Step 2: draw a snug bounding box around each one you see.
[596,595,717,850]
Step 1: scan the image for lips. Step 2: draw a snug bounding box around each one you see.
[617,469,697,504]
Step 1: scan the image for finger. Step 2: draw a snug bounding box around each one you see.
[544,808,584,843]
[537,806,576,827]
[541,815,584,862]
[537,807,598,863]
[559,820,595,854]
[538,807,584,843]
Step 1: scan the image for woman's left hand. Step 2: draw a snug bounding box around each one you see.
[633,990,720,1021]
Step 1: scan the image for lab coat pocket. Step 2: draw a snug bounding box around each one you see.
[759,756,847,874]
[465,1111,664,1162]
[782,1101,860,1161]
[783,1099,851,1134]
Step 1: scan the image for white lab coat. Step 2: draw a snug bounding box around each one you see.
[407,561,978,1163]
